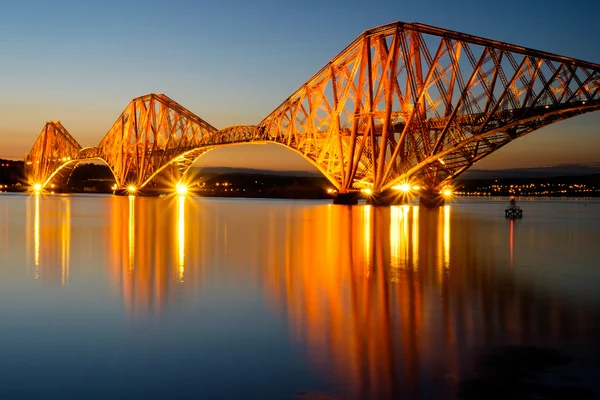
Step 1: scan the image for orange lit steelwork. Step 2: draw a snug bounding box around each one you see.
[24,121,81,187]
[256,22,600,196]
[24,22,600,197]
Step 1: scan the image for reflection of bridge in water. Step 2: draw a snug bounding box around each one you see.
[19,197,599,397]
[25,21,600,206]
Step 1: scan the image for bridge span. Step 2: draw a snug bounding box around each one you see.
[25,21,600,206]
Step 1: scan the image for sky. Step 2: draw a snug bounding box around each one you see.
[1,0,599,171]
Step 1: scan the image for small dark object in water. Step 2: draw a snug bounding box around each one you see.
[505,197,523,219]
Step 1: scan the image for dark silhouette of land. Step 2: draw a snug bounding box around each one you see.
[0,159,23,186]
[456,173,600,197]
[1,159,599,197]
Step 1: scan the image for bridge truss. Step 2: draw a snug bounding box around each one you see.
[257,22,600,194]
[24,21,600,198]
[25,121,81,187]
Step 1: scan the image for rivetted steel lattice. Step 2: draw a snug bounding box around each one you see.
[25,21,600,193]
[94,94,219,188]
[257,22,600,193]
[24,121,81,186]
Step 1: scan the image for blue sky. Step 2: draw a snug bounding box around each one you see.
[1,0,599,170]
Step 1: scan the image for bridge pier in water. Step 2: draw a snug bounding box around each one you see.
[333,192,360,205]
[113,188,162,197]
[419,189,445,208]
[366,190,410,206]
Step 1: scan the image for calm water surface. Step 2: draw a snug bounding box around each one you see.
[0,194,599,399]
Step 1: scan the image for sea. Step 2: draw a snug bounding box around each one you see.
[0,193,599,399]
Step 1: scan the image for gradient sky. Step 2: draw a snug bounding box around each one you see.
[1,0,599,171]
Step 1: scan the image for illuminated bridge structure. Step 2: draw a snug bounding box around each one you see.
[25,21,600,206]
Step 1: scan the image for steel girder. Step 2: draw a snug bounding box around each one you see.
[94,94,219,188]
[256,22,600,193]
[24,21,600,193]
[24,121,82,186]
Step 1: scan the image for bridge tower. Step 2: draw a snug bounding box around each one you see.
[24,121,82,189]
[95,94,218,191]
[257,22,600,205]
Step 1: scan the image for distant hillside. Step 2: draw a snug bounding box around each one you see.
[462,163,600,179]
[0,159,24,184]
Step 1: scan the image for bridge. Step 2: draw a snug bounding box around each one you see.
[24,21,600,206]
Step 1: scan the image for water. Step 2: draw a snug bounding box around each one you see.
[0,194,599,399]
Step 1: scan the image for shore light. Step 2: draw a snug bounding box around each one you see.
[361,188,373,195]
[397,183,411,193]
[176,183,188,196]
[442,188,453,198]
[33,183,42,192]
[127,185,137,193]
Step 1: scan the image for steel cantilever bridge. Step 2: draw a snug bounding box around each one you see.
[25,21,600,206]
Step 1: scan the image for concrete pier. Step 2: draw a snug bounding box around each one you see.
[366,190,410,206]
[419,189,445,208]
[333,192,360,205]
[113,188,161,197]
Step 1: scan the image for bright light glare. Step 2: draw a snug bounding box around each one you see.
[176,183,188,195]
[127,185,136,193]
[361,188,373,195]
[398,183,411,193]
[412,185,420,191]
[33,183,42,192]
[111,184,118,191]
[442,189,453,198]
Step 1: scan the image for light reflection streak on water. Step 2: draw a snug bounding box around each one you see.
[61,199,70,286]
[444,205,450,269]
[390,206,401,269]
[510,218,514,267]
[128,195,135,271]
[363,205,371,276]
[437,208,444,281]
[412,206,419,271]
[402,206,409,267]
[34,194,40,279]
[178,196,185,282]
